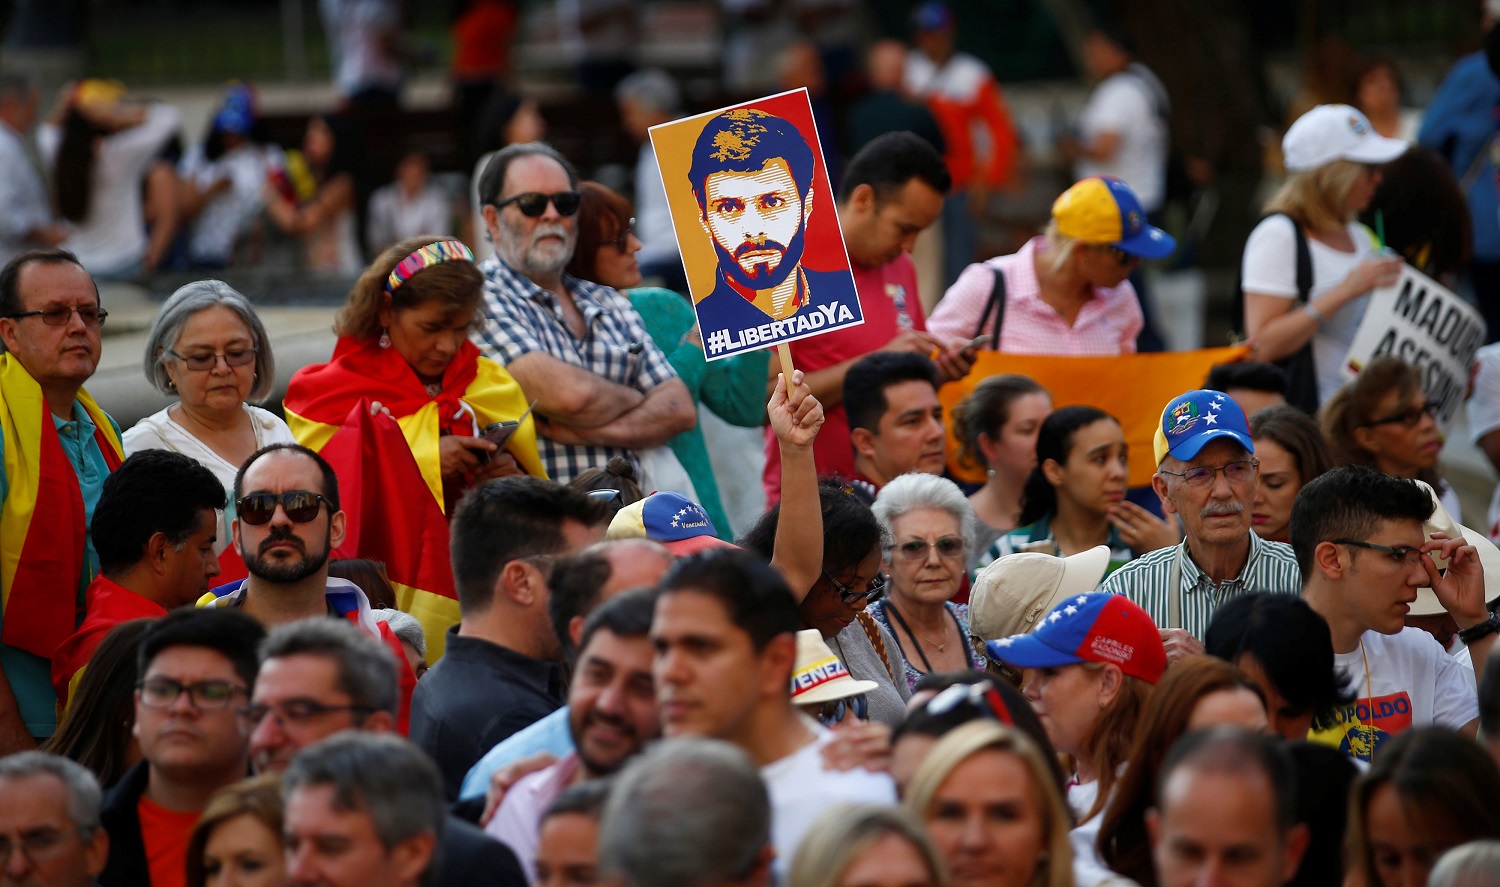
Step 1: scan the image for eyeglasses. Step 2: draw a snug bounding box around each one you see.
[889,536,966,562]
[1359,401,1437,429]
[923,680,1014,725]
[168,347,257,371]
[822,570,886,604]
[138,677,248,710]
[0,828,78,865]
[494,191,582,218]
[816,694,868,726]
[239,699,377,729]
[586,488,624,508]
[1158,459,1259,487]
[1332,539,1426,567]
[235,490,330,526]
[608,219,636,252]
[4,305,108,327]
[1095,244,1141,266]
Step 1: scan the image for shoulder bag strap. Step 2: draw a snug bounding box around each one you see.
[973,265,1007,345]
[1287,214,1313,305]
[856,611,897,682]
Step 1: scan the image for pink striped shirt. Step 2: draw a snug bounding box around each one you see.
[927,237,1142,355]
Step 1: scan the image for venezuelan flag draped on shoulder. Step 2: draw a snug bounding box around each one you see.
[283,335,544,661]
[0,354,123,660]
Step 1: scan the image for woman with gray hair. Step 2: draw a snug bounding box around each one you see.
[867,472,986,691]
[123,279,294,558]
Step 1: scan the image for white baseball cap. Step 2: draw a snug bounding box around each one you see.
[1282,104,1407,172]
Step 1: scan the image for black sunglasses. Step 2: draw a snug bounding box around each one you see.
[1359,401,1437,429]
[494,191,582,218]
[822,570,886,605]
[236,490,330,526]
[923,680,1015,725]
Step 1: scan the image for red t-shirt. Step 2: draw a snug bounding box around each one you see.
[139,795,199,887]
[762,254,928,503]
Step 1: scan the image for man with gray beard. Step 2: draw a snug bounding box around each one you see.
[471,142,696,483]
[1099,389,1302,660]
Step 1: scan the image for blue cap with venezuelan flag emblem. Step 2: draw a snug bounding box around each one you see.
[1152,389,1254,465]
[1051,176,1176,260]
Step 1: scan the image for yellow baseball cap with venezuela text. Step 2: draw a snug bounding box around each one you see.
[1051,176,1177,260]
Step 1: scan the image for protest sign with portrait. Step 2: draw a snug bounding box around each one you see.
[649,88,863,360]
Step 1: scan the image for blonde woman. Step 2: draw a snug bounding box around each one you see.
[1241,104,1407,405]
[927,177,1173,355]
[790,805,948,887]
[904,720,1076,887]
[185,774,285,887]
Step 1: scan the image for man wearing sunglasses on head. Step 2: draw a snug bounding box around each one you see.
[1098,389,1302,660]
[99,608,264,887]
[472,142,696,484]
[0,248,124,753]
[1294,466,1489,763]
[199,443,418,731]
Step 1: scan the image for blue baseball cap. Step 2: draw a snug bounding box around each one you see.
[985,593,1166,684]
[913,1,955,31]
[606,491,737,556]
[1152,389,1254,465]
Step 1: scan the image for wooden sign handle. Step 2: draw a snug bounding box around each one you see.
[777,343,795,380]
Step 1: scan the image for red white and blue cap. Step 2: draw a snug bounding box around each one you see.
[985,593,1167,684]
[1152,388,1254,465]
[1051,176,1176,260]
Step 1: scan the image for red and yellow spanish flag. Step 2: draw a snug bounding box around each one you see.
[0,355,123,659]
[284,337,544,660]
[942,346,1250,488]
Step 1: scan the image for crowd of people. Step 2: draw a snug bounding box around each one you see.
[5,4,1500,887]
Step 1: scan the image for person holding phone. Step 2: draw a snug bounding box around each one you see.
[927,175,1173,356]
[285,235,546,516]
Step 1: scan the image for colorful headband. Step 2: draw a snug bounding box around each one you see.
[385,240,475,293]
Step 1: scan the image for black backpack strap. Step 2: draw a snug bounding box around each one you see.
[973,265,1007,344]
[1289,216,1312,305]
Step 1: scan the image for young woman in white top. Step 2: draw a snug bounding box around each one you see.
[124,280,294,552]
[1241,104,1408,405]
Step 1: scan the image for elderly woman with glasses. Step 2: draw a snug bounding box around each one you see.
[124,281,296,563]
[867,473,988,692]
[1320,355,1457,518]
[926,176,1173,356]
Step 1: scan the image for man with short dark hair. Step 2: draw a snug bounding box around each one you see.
[0,247,122,750]
[598,737,774,887]
[0,751,110,887]
[652,550,894,880]
[412,475,611,799]
[1204,362,1289,418]
[843,351,946,493]
[248,619,526,887]
[473,142,696,483]
[1293,466,1486,758]
[99,607,265,887]
[763,132,970,499]
[1100,389,1302,657]
[486,588,661,880]
[283,732,445,887]
[459,538,675,801]
[52,450,224,708]
[1148,728,1308,887]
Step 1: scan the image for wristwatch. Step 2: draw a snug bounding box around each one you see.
[1458,613,1500,646]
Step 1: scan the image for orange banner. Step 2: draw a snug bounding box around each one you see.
[942,346,1251,488]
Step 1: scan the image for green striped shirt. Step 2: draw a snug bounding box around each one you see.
[1096,532,1302,638]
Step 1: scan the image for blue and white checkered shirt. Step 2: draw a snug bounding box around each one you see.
[473,255,678,482]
